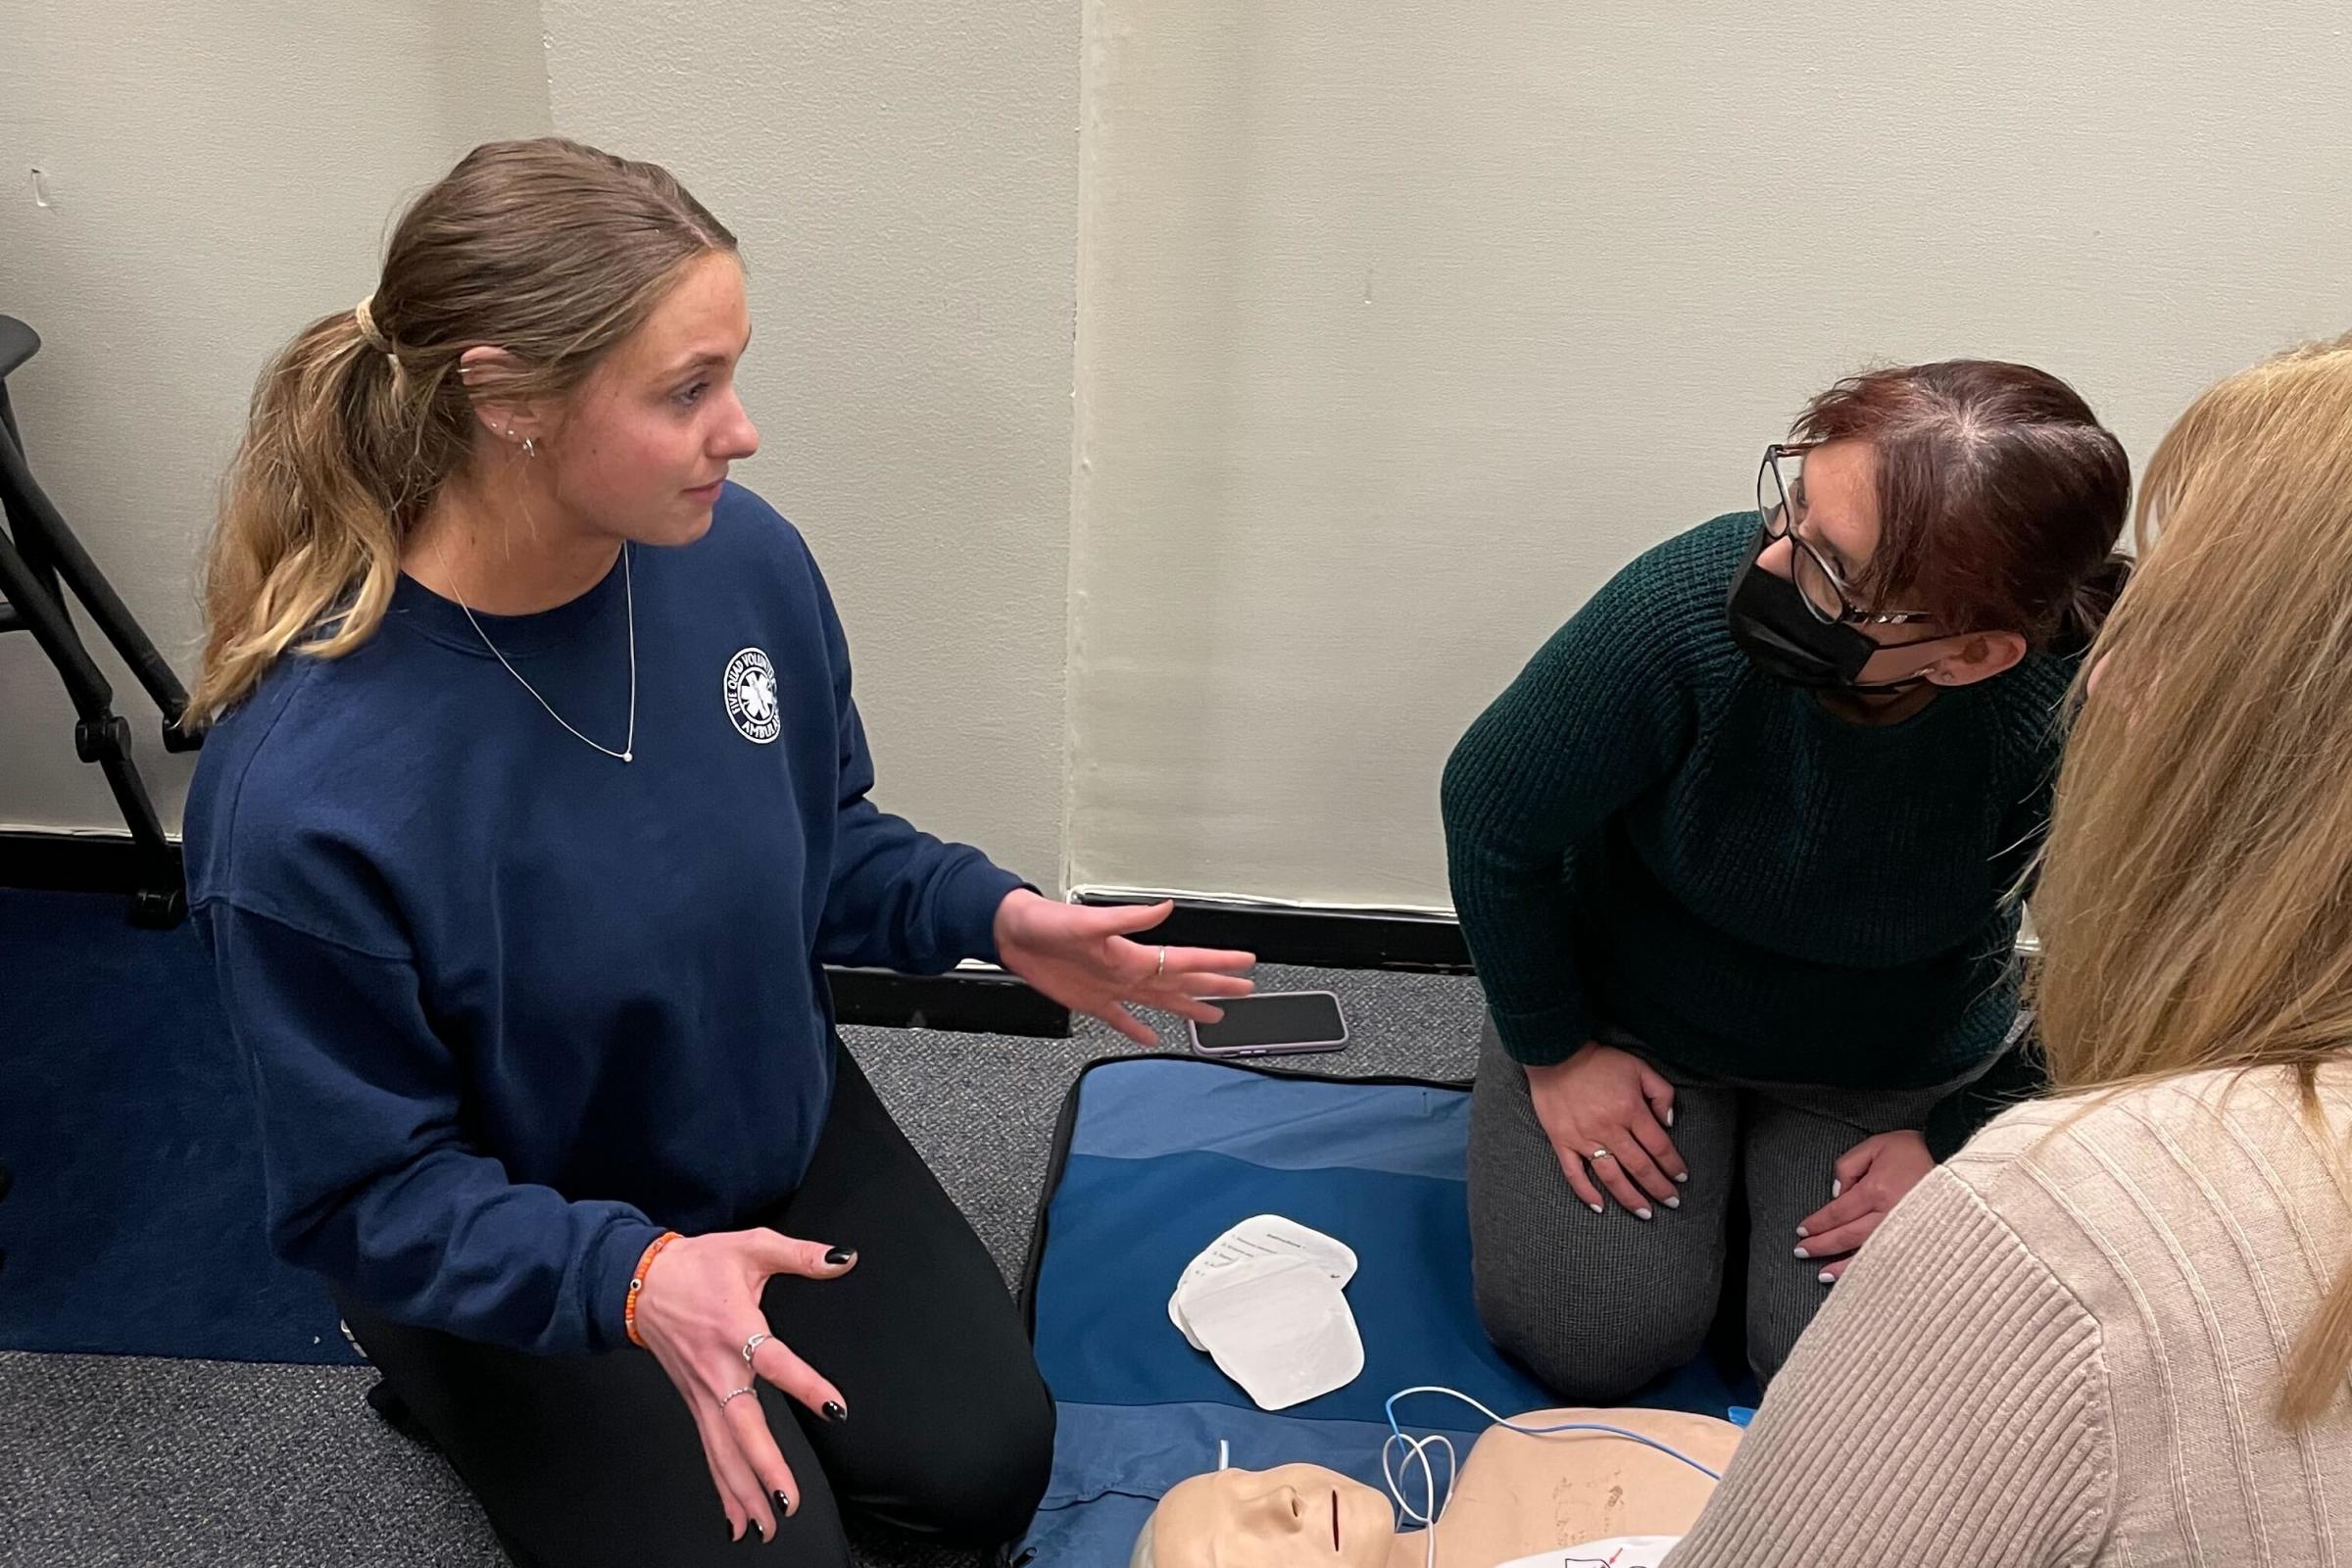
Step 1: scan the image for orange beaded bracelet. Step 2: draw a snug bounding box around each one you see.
[623,1230,682,1348]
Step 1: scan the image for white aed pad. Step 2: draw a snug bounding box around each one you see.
[1177,1252,1365,1411]
[1167,1213,1358,1351]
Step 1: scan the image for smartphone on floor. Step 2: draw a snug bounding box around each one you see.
[1188,991,1349,1058]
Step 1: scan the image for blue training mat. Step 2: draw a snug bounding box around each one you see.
[1014,1054,1750,1568]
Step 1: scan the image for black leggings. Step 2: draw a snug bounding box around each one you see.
[340,1047,1055,1566]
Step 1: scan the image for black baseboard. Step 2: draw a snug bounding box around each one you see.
[1072,891,1470,973]
[1,834,1476,1039]
[0,828,181,896]
[0,829,1075,1038]
[826,966,1071,1038]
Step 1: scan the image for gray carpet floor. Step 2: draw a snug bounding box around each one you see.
[0,964,1487,1568]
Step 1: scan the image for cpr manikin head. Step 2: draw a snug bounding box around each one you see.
[1130,1464,1397,1568]
[1127,1406,1742,1568]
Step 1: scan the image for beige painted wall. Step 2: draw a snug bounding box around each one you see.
[12,5,2352,917]
[543,0,1080,892]
[0,3,551,832]
[3,3,1080,900]
[1066,1,2352,909]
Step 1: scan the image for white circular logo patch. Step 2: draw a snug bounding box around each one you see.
[723,648,781,744]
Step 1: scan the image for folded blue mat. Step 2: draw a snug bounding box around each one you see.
[1015,1054,1751,1568]
[0,888,351,1364]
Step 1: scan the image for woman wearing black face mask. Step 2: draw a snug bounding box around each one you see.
[1442,360,2130,1401]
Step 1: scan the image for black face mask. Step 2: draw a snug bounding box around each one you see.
[1725,530,1938,696]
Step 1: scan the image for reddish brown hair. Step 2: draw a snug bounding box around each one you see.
[1793,360,2131,651]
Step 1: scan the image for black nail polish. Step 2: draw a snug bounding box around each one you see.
[774,1489,793,1515]
[823,1400,848,1424]
[824,1247,855,1266]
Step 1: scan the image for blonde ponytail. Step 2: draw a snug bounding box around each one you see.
[188,310,441,719]
[186,136,736,725]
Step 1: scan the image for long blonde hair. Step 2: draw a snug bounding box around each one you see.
[2029,330,2352,1424]
[187,136,735,723]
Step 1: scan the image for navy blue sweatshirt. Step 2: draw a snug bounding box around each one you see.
[182,484,1023,1355]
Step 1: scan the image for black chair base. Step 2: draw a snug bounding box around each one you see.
[0,316,198,927]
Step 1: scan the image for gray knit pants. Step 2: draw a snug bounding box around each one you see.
[1467,1020,1966,1398]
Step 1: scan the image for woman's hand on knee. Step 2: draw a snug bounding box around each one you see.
[1525,1043,1687,1219]
[631,1228,858,1544]
[1796,1129,1936,1282]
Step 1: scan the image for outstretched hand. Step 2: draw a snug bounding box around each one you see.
[993,892,1256,1046]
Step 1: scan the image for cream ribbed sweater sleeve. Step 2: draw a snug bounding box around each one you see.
[1665,1166,2113,1567]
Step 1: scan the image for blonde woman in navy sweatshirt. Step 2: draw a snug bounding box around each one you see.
[181,138,1253,1567]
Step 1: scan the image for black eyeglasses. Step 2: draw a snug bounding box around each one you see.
[1756,443,1936,628]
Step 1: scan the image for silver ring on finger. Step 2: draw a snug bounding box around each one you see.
[1590,1147,1614,1161]
[741,1332,769,1366]
[719,1384,758,1409]
[1156,946,1167,979]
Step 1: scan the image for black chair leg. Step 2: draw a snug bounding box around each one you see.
[0,391,196,750]
[0,322,197,925]
[0,519,185,927]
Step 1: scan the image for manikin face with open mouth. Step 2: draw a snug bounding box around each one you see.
[1140,1464,1398,1567]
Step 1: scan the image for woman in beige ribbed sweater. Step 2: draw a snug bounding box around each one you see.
[1665,335,2352,1566]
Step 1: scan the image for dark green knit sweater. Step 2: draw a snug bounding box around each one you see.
[1443,513,2073,1107]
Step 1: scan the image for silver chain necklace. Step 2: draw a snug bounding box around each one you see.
[434,541,638,763]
